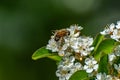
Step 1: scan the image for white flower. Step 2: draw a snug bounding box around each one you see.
[56,65,72,80]
[114,45,120,56]
[67,25,83,38]
[71,37,94,56]
[108,53,116,65]
[69,38,79,50]
[114,64,120,74]
[100,21,120,42]
[56,56,75,80]
[56,56,83,80]
[116,21,120,29]
[71,62,83,73]
[100,23,115,35]
[84,57,98,73]
[60,56,75,67]
[96,73,106,80]
[58,43,69,56]
[95,73,113,80]
[111,29,120,41]
[46,38,58,52]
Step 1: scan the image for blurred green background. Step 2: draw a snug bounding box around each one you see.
[0,0,120,80]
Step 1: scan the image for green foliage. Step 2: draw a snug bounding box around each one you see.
[92,34,104,53]
[69,70,88,80]
[32,47,61,61]
[98,54,108,74]
[93,38,116,61]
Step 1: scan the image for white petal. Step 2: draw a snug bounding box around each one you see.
[58,51,65,56]
[109,23,115,30]
[85,58,91,64]
[86,68,93,73]
[73,32,80,37]
[69,56,75,62]
[116,21,120,29]
[92,60,97,64]
[114,64,118,70]
[83,65,88,69]
[100,31,107,35]
[93,64,98,70]
[96,73,102,79]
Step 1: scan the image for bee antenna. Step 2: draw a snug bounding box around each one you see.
[105,24,110,29]
[51,30,57,34]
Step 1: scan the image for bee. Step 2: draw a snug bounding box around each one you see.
[53,29,70,42]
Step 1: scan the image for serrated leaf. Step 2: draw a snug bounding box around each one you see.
[32,47,61,61]
[69,70,88,80]
[98,54,108,74]
[94,39,116,61]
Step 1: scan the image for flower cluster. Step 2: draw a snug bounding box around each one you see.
[100,21,120,41]
[45,21,120,80]
[46,25,98,80]
[46,25,94,57]
[56,56,82,80]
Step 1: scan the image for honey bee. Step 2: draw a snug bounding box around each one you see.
[53,29,70,42]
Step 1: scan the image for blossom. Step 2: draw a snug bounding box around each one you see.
[114,64,120,74]
[100,21,120,42]
[60,56,75,67]
[46,38,58,52]
[95,73,113,80]
[56,56,83,80]
[70,36,94,56]
[58,43,69,56]
[56,65,73,80]
[111,28,120,41]
[83,57,98,73]
[116,21,120,29]
[114,45,120,56]
[100,23,115,35]
[67,25,83,38]
[71,62,83,73]
[108,53,116,65]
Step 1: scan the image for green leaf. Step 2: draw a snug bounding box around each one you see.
[94,39,116,61]
[32,47,61,61]
[92,34,104,53]
[97,39,115,54]
[47,55,61,61]
[69,70,88,80]
[32,47,52,60]
[98,54,108,74]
